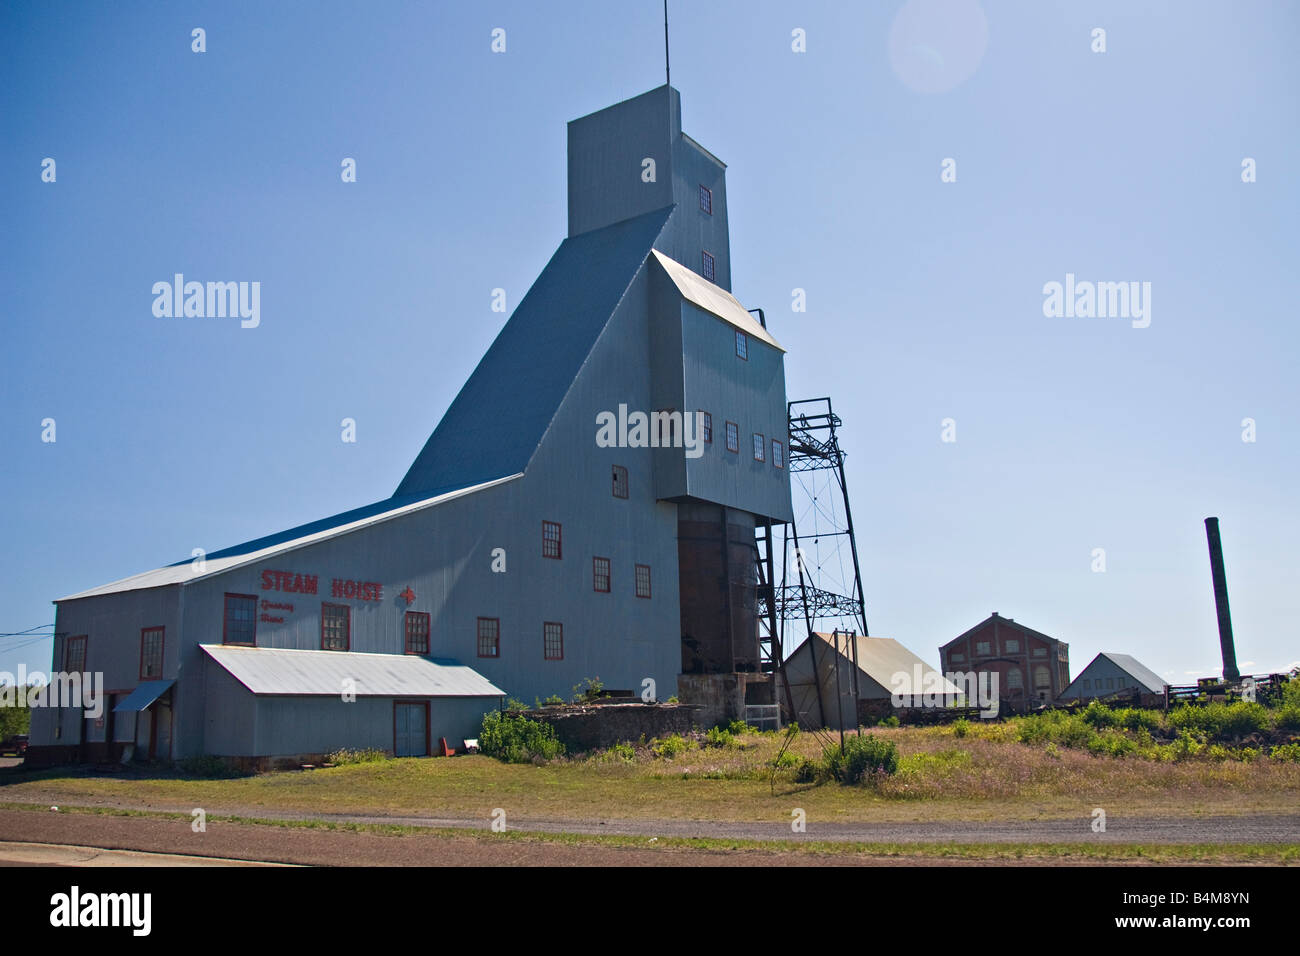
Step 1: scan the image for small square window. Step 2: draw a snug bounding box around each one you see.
[477,617,500,658]
[700,411,712,444]
[975,641,991,655]
[544,621,564,660]
[405,611,430,655]
[139,627,165,680]
[1083,679,1091,690]
[593,557,611,593]
[951,651,965,663]
[542,520,562,559]
[698,184,712,214]
[771,440,783,469]
[612,465,628,499]
[64,635,87,673]
[735,330,748,360]
[635,564,652,599]
[223,593,257,646]
[752,433,765,462]
[1005,639,1020,653]
[702,251,715,282]
[321,604,350,651]
[1106,677,1114,689]
[725,421,739,453]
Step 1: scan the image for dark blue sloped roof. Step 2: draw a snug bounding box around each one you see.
[154,210,671,574]
[394,206,674,498]
[164,492,430,565]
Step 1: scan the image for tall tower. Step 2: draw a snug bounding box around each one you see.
[571,86,791,721]
[568,85,731,290]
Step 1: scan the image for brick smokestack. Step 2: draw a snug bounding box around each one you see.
[1204,517,1241,683]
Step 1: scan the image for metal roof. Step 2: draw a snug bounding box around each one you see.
[650,249,783,352]
[202,645,506,698]
[57,474,521,602]
[1095,652,1167,693]
[798,632,962,695]
[395,206,676,499]
[113,680,175,713]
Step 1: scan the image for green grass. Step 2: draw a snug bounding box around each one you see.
[3,725,1298,825]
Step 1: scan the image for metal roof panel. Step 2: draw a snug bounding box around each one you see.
[650,249,783,352]
[202,645,505,698]
[57,474,521,602]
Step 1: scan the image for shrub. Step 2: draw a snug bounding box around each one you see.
[651,733,694,759]
[1279,670,1300,708]
[1268,743,1300,762]
[479,711,565,764]
[1168,701,1267,741]
[822,734,899,784]
[572,677,604,703]
[1080,700,1118,729]
[1272,703,1300,732]
[877,715,900,728]
[952,718,970,738]
[1016,710,1095,750]
[793,757,821,783]
[1086,730,1136,758]
[1216,701,1269,738]
[1116,707,1163,734]
[1169,729,1205,761]
[505,698,530,711]
[703,727,735,748]
[593,742,636,763]
[327,747,389,765]
[725,718,749,736]
[769,749,800,770]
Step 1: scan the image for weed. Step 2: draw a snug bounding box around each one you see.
[480,711,565,764]
[651,734,694,759]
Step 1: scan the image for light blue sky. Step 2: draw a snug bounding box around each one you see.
[3,1,1297,683]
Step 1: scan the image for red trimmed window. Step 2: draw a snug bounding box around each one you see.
[404,611,430,655]
[593,556,611,593]
[542,520,562,559]
[635,564,652,599]
[772,439,784,469]
[699,184,712,214]
[321,603,350,651]
[725,421,739,453]
[544,622,564,660]
[223,593,257,646]
[612,465,628,499]
[700,411,712,444]
[702,250,715,282]
[477,617,500,658]
[139,627,165,680]
[752,433,765,462]
[64,635,87,673]
[735,330,748,360]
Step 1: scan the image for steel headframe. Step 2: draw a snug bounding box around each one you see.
[762,397,870,740]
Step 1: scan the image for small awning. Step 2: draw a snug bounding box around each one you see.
[113,680,175,713]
